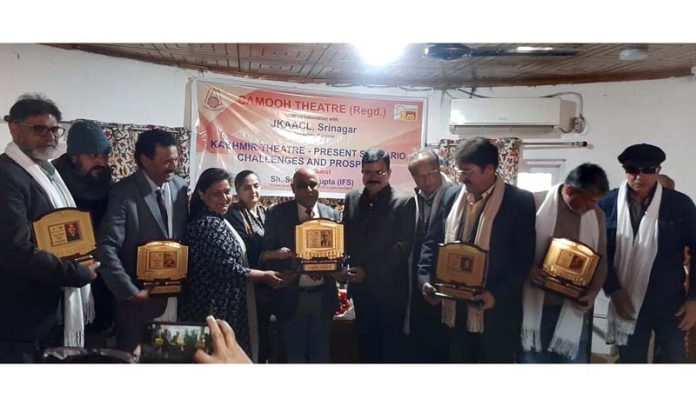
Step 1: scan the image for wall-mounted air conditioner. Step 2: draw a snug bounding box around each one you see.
[449,97,578,138]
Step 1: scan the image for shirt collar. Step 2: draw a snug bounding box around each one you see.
[143,172,168,193]
[466,177,496,205]
[415,184,441,202]
[297,202,319,217]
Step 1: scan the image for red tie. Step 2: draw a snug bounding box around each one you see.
[305,209,314,219]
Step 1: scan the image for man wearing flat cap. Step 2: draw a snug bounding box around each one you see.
[53,120,115,348]
[599,143,696,363]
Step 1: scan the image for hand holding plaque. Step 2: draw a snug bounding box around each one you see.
[32,208,97,267]
[136,240,189,295]
[433,242,488,301]
[294,218,345,273]
[537,237,600,300]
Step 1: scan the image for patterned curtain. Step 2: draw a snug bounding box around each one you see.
[427,137,522,185]
[68,119,191,184]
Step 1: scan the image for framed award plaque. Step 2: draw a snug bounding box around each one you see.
[295,218,344,273]
[32,208,96,265]
[539,237,600,300]
[434,242,488,301]
[136,240,189,295]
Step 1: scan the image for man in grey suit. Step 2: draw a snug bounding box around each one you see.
[404,149,454,362]
[260,166,339,362]
[97,129,189,353]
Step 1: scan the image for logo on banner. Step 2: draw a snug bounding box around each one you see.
[204,88,225,111]
[393,105,418,121]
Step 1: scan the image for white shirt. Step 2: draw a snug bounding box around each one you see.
[144,173,173,238]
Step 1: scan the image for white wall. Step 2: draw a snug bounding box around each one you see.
[436,79,696,199]
[0,44,446,154]
[3,43,696,200]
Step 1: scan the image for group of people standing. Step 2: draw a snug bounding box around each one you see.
[0,92,694,364]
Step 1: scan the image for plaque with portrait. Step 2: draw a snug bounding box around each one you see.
[295,218,344,273]
[136,240,189,295]
[32,208,97,265]
[434,242,488,301]
[538,237,600,300]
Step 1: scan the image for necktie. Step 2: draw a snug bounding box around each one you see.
[305,208,314,219]
[155,188,169,236]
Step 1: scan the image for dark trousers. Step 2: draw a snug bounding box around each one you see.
[255,286,273,363]
[85,276,116,349]
[281,290,332,363]
[405,296,449,363]
[449,303,521,363]
[114,296,167,354]
[0,323,63,363]
[352,289,405,363]
[618,302,686,363]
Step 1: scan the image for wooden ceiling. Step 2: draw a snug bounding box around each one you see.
[48,43,696,88]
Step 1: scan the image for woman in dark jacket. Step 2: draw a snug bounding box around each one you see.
[178,168,282,360]
[225,170,275,362]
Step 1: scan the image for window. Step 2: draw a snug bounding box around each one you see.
[516,159,565,193]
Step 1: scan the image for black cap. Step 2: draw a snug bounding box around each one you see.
[617,143,666,167]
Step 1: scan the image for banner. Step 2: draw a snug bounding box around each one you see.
[192,80,425,198]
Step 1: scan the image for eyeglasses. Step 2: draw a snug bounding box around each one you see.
[18,122,66,138]
[624,166,659,175]
[361,170,388,176]
[294,181,319,190]
[453,167,479,177]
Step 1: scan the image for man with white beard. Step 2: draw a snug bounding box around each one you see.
[0,93,97,362]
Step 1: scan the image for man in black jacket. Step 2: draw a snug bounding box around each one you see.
[419,138,536,363]
[53,120,114,348]
[0,94,96,362]
[343,148,415,363]
[599,143,696,363]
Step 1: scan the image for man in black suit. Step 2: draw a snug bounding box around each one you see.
[96,129,189,354]
[0,94,97,362]
[419,137,536,363]
[260,166,339,362]
[404,149,454,362]
[343,148,415,363]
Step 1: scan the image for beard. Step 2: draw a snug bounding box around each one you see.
[84,166,111,185]
[23,145,57,161]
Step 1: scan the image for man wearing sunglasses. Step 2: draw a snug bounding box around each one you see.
[0,94,97,362]
[599,143,696,363]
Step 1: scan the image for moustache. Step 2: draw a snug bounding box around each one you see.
[367,180,381,185]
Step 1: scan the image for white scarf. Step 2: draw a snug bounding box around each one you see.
[441,176,505,333]
[5,142,94,348]
[521,184,599,360]
[607,181,661,345]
